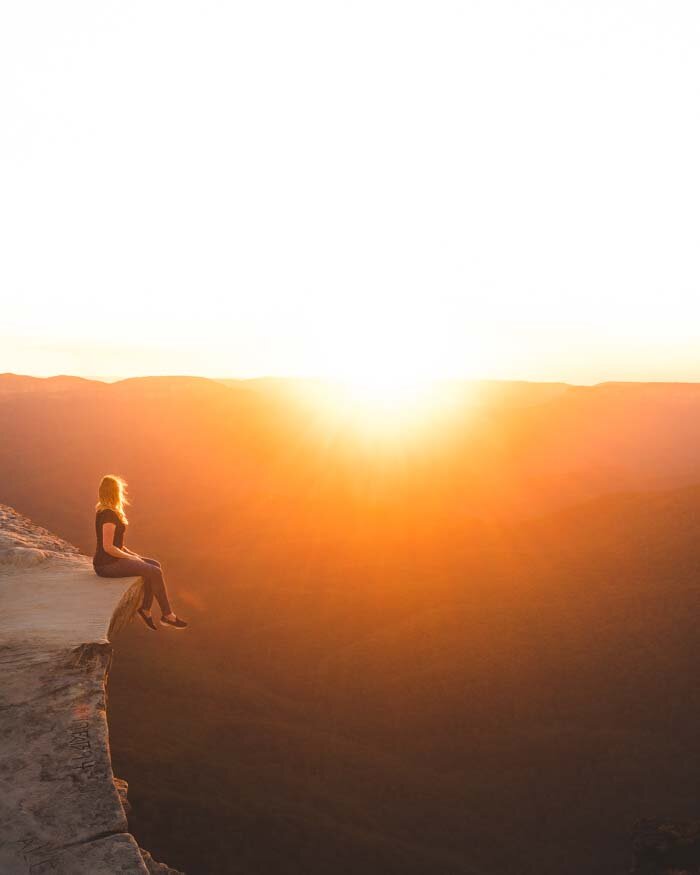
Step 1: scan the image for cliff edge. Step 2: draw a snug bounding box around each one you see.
[0,503,183,874]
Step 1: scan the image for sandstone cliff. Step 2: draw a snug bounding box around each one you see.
[0,503,183,874]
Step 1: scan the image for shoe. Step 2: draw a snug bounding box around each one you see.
[160,614,188,629]
[137,608,157,631]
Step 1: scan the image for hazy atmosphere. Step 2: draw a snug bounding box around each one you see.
[2,1,700,383]
[3,4,700,875]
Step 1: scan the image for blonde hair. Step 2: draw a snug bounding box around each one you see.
[95,474,130,524]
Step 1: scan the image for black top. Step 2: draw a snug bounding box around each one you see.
[94,508,127,566]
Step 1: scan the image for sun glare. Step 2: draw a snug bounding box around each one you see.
[338,372,434,407]
[294,372,469,447]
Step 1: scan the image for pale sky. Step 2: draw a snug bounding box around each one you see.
[1,1,700,384]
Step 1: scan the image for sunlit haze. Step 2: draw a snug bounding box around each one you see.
[2,2,700,386]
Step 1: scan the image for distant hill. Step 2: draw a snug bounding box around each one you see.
[4,373,700,551]
[0,372,103,394]
[3,372,700,874]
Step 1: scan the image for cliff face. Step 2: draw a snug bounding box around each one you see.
[0,503,183,875]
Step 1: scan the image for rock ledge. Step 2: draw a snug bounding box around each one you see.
[0,503,183,874]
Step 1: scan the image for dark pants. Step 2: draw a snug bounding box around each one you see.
[94,554,172,615]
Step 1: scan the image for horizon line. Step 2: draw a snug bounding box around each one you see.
[6,371,700,389]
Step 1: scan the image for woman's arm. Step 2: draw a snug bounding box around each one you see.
[102,523,134,560]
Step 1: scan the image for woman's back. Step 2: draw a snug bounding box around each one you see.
[94,507,126,567]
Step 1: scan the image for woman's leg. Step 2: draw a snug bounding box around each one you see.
[141,578,154,612]
[96,556,172,616]
[145,568,172,616]
[138,559,163,612]
[139,559,168,612]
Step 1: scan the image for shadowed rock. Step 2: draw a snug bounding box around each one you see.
[0,503,183,874]
[632,818,700,874]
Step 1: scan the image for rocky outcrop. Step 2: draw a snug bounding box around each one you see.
[632,818,700,874]
[0,503,183,874]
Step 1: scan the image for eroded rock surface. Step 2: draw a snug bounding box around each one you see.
[0,503,183,874]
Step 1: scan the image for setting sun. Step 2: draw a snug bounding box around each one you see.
[288,373,469,446]
[338,372,434,406]
[3,1,700,873]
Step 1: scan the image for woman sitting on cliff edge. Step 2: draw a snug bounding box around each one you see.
[93,474,188,631]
